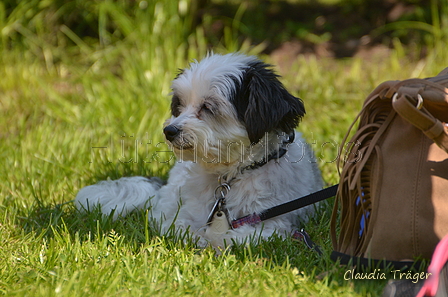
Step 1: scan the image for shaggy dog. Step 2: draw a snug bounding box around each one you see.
[75,53,323,247]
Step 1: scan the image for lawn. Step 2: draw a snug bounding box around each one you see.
[1,0,447,296]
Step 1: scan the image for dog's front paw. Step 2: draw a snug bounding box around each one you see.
[75,176,161,219]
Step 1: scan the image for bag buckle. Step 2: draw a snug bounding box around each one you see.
[392,92,424,109]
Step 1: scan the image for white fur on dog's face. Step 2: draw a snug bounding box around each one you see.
[165,54,255,165]
[164,53,305,171]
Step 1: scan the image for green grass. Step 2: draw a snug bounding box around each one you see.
[1,0,447,296]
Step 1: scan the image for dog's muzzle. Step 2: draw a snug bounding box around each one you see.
[163,125,180,142]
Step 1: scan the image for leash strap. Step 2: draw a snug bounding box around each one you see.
[292,229,323,255]
[231,184,338,229]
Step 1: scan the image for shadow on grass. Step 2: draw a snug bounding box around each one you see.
[16,193,334,266]
[14,191,426,296]
[18,198,146,242]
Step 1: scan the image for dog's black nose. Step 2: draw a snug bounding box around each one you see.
[163,125,180,141]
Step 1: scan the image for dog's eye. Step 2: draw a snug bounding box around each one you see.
[200,103,213,115]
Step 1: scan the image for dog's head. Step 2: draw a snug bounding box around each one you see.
[163,53,305,165]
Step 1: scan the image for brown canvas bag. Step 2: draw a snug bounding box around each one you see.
[331,69,448,263]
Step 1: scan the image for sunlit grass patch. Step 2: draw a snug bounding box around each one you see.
[1,0,448,296]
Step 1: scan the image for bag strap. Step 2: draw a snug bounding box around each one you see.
[389,72,448,153]
[330,251,425,271]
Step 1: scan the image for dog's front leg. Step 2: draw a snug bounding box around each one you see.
[75,176,163,219]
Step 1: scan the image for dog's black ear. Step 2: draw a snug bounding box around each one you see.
[233,62,305,144]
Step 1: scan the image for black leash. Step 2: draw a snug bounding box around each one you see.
[259,184,338,221]
[231,184,338,229]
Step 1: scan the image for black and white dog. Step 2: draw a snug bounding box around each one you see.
[76,53,323,247]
